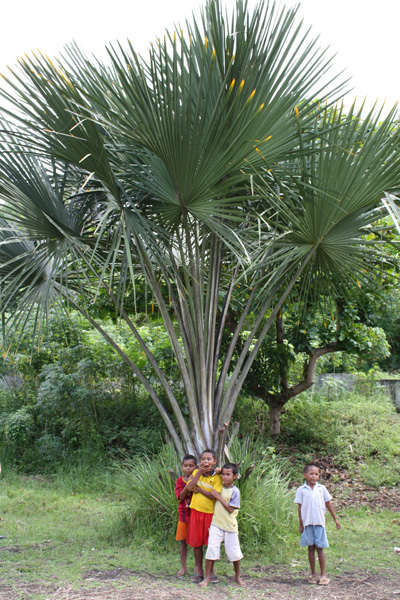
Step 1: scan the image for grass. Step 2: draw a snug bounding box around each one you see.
[0,469,399,597]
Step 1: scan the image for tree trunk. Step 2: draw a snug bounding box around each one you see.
[269,401,284,436]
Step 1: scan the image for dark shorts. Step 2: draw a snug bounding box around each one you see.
[186,509,213,547]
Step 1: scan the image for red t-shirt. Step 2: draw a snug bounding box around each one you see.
[175,476,192,523]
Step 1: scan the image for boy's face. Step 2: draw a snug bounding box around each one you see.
[182,459,196,478]
[200,452,216,473]
[304,466,320,487]
[221,467,236,487]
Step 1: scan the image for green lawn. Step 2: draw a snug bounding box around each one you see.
[0,473,399,596]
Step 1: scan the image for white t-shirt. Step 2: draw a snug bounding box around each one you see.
[294,482,332,527]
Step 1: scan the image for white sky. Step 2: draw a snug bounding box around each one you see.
[1,0,399,117]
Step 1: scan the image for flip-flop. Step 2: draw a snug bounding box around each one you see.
[309,576,318,584]
[319,578,330,586]
[191,575,204,583]
[210,575,219,584]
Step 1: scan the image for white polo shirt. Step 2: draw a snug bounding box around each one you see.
[294,482,332,527]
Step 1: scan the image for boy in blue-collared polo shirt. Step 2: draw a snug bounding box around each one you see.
[295,464,340,586]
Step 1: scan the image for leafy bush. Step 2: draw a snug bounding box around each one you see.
[0,312,171,471]
[116,444,179,546]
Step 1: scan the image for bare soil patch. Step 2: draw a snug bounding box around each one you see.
[1,569,399,600]
[288,455,400,511]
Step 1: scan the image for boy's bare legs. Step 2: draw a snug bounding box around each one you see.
[316,547,329,583]
[308,546,329,584]
[193,546,204,579]
[307,545,317,580]
[233,560,245,586]
[198,559,214,587]
[177,541,187,577]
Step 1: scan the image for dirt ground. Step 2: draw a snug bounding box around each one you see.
[1,568,400,600]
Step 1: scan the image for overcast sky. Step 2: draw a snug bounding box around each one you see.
[1,0,398,117]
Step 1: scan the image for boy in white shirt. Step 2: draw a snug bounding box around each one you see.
[294,464,341,586]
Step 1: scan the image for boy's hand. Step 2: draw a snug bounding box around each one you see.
[214,467,221,474]
[198,464,211,476]
[335,519,341,530]
[210,489,221,500]
[299,524,304,533]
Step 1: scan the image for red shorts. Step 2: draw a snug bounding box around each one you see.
[186,509,213,547]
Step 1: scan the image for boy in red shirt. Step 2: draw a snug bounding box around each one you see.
[175,454,197,577]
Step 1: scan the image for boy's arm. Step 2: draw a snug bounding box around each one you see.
[191,472,222,499]
[297,504,304,533]
[210,489,236,513]
[326,500,341,530]
[178,483,190,501]
[186,469,202,493]
[195,487,215,500]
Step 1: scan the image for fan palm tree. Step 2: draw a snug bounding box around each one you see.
[0,0,399,457]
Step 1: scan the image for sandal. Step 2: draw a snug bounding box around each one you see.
[319,578,330,586]
[210,575,219,584]
[309,575,318,585]
[191,575,204,583]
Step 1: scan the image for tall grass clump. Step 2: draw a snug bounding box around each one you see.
[116,443,180,546]
[116,438,296,556]
[229,437,296,558]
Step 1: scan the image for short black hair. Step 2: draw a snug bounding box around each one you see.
[182,454,197,464]
[303,463,320,474]
[222,462,238,475]
[201,448,216,459]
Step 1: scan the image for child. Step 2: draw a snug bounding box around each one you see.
[199,462,245,588]
[295,463,341,585]
[175,454,197,577]
[186,449,222,583]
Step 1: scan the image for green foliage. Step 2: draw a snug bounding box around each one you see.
[279,381,400,485]
[1,0,400,457]
[364,288,400,371]
[0,312,170,472]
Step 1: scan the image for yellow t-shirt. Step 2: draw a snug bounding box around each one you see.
[189,469,223,514]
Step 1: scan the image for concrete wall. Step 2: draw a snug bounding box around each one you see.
[379,379,400,410]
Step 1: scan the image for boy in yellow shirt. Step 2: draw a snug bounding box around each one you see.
[186,449,222,583]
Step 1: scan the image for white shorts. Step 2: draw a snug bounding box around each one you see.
[205,524,243,562]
